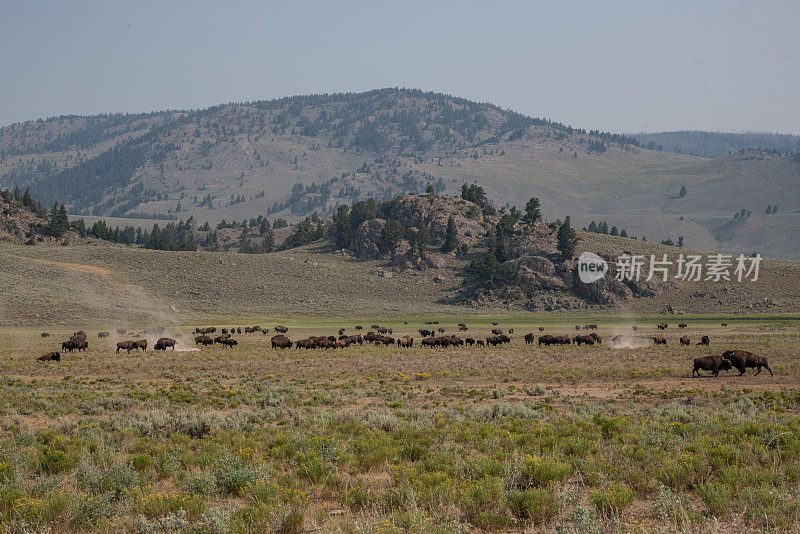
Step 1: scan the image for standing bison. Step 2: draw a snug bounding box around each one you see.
[653,336,667,345]
[697,336,710,346]
[154,338,177,351]
[271,334,292,349]
[722,350,773,377]
[679,336,691,346]
[693,355,732,377]
[116,340,136,353]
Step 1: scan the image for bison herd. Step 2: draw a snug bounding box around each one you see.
[33,320,774,380]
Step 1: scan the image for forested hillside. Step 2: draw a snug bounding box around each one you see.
[633,130,800,158]
[1,89,798,259]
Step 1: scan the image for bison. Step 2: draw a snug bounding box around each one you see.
[218,338,238,348]
[678,323,688,329]
[271,334,292,349]
[437,327,446,334]
[116,340,136,353]
[195,335,214,346]
[721,322,728,327]
[538,326,545,332]
[653,336,667,346]
[524,333,535,345]
[154,337,177,351]
[590,333,602,344]
[465,337,475,346]
[491,328,503,335]
[657,323,668,330]
[41,332,50,338]
[419,329,433,337]
[398,336,414,348]
[98,331,109,338]
[476,340,485,347]
[133,339,148,352]
[693,355,732,377]
[722,350,773,377]
[37,351,60,362]
[275,326,289,334]
[680,336,691,346]
[697,336,710,346]
[573,335,595,346]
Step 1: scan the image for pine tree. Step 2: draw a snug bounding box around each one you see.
[523,197,541,224]
[262,225,275,252]
[332,204,351,248]
[557,216,578,259]
[442,215,458,252]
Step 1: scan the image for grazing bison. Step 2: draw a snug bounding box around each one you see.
[721,322,728,327]
[398,336,414,348]
[271,334,292,349]
[41,332,50,338]
[657,323,668,330]
[154,337,177,351]
[275,326,289,334]
[419,329,433,337]
[524,333,535,345]
[37,351,60,362]
[378,327,389,334]
[538,326,545,332]
[722,350,773,377]
[585,324,598,330]
[218,338,238,348]
[465,337,475,346]
[573,335,595,346]
[371,324,380,329]
[697,336,710,346]
[680,336,691,346]
[693,355,732,377]
[355,325,363,330]
[476,340,485,347]
[133,339,148,352]
[678,323,688,329]
[116,340,136,353]
[98,332,109,338]
[62,340,87,352]
[491,328,503,335]
[653,336,667,345]
[437,327,446,333]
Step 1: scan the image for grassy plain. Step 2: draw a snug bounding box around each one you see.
[0,317,799,532]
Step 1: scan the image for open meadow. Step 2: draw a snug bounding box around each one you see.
[1,316,799,532]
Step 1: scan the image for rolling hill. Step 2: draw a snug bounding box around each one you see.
[1,89,798,258]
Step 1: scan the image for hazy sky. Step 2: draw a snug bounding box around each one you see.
[1,0,798,133]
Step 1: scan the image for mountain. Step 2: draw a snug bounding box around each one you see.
[1,89,799,259]
[633,130,800,158]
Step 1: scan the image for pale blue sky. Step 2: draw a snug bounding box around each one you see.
[1,0,798,133]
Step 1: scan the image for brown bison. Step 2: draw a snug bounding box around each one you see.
[419,329,433,337]
[398,336,414,348]
[339,328,346,336]
[274,326,289,334]
[721,322,728,327]
[697,336,710,346]
[590,333,602,344]
[657,323,668,330]
[62,339,87,352]
[465,337,475,346]
[476,340,485,347]
[459,325,468,331]
[575,325,581,331]
[678,323,688,329]
[355,325,363,330]
[491,322,499,326]
[491,328,503,335]
[538,326,545,332]
[116,340,136,353]
[437,327,446,334]
[679,336,691,346]
[539,335,570,346]
[116,328,127,335]
[653,336,667,345]
[41,332,50,338]
[573,335,595,346]
[37,351,60,362]
[722,350,773,377]
[632,325,638,332]
[98,331,109,338]
[154,338,177,351]
[133,339,148,352]
[693,355,732,377]
[585,324,598,330]
[218,338,238,348]
[271,334,292,349]
[524,333,535,345]
[195,335,214,346]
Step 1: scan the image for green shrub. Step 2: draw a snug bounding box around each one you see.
[458,476,510,530]
[506,487,559,525]
[590,482,636,516]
